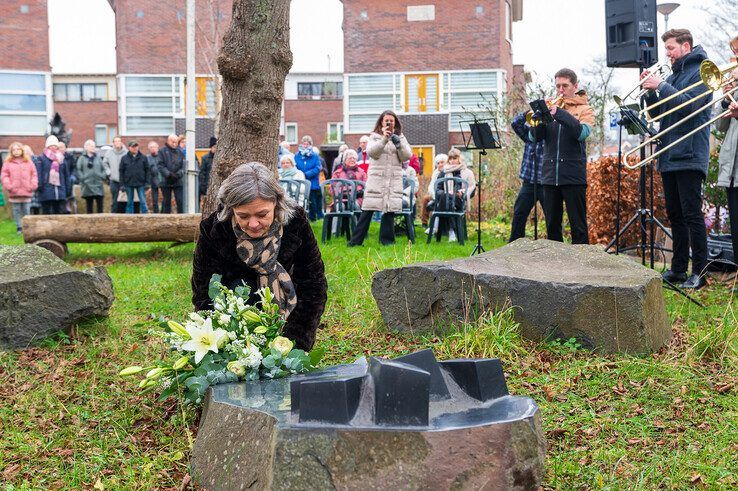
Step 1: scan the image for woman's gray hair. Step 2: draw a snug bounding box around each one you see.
[343,149,358,160]
[217,162,297,224]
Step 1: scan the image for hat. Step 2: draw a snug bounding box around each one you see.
[209,136,218,147]
[45,135,59,148]
[127,140,139,147]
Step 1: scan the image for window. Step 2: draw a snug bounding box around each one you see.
[53,83,107,101]
[0,71,49,135]
[95,124,117,146]
[297,81,342,100]
[285,123,298,144]
[326,122,344,143]
[121,75,182,135]
[346,74,401,133]
[444,71,503,130]
[407,5,435,22]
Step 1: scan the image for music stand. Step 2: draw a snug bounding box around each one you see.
[459,117,502,255]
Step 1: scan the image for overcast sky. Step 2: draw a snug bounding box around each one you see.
[49,0,717,93]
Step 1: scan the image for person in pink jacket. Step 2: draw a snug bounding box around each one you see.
[2,141,39,233]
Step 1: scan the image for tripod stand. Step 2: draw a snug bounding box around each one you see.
[460,117,502,255]
[606,105,704,307]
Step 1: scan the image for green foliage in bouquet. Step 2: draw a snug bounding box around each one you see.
[120,274,324,405]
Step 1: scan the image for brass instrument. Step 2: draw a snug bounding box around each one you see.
[525,95,565,126]
[613,62,672,106]
[623,60,738,170]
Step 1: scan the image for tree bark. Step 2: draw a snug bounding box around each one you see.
[22,214,201,244]
[202,0,293,217]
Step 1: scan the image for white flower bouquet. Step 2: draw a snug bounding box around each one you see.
[120,274,323,405]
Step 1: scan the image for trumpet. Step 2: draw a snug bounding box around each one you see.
[623,59,738,170]
[525,95,565,126]
[613,62,672,106]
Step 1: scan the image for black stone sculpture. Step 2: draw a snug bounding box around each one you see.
[192,348,546,489]
[288,348,509,427]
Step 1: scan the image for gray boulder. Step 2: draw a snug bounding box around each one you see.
[0,245,114,349]
[372,239,671,355]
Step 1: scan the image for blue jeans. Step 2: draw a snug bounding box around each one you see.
[125,186,148,214]
[308,189,324,221]
[11,202,31,231]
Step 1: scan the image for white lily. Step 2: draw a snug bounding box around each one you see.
[181,318,229,364]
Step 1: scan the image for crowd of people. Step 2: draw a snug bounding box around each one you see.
[275,110,475,246]
[0,133,215,233]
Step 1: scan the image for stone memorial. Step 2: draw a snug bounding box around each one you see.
[191,349,545,490]
[0,245,114,349]
[372,239,671,355]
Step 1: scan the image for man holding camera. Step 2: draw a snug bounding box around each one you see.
[532,68,594,245]
[641,29,709,289]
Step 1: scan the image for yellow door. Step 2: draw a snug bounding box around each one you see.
[411,146,435,176]
[405,74,439,113]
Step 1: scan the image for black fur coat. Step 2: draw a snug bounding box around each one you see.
[191,207,327,351]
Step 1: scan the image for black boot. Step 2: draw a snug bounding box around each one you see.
[662,269,687,284]
[681,274,706,290]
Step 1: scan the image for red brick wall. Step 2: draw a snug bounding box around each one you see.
[55,101,118,148]
[0,136,47,154]
[283,100,343,148]
[0,1,50,71]
[343,0,513,77]
[114,0,232,74]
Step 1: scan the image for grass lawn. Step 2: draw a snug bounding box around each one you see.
[0,217,736,490]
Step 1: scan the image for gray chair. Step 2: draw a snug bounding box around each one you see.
[427,177,468,245]
[280,179,311,212]
[320,179,357,243]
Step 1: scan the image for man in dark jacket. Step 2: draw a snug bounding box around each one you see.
[642,29,709,289]
[157,134,185,213]
[510,111,545,242]
[532,68,595,245]
[146,141,162,213]
[120,140,149,214]
[199,136,216,205]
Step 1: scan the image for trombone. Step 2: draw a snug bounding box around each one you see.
[641,60,736,123]
[623,64,738,170]
[613,62,671,106]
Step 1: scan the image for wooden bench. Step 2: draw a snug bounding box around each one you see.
[22,213,202,259]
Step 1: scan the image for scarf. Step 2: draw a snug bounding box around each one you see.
[279,166,299,179]
[232,217,297,318]
[44,148,63,187]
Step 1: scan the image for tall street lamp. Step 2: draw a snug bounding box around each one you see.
[657,3,680,31]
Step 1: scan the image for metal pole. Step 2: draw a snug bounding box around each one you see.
[185,0,197,213]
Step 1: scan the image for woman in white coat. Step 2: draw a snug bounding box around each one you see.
[348,110,412,246]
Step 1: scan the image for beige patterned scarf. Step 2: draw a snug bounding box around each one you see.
[232,217,297,318]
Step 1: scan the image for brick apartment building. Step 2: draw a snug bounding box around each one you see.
[342,0,523,174]
[0,0,523,168]
[0,1,53,152]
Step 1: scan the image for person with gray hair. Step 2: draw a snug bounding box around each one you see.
[76,139,110,213]
[191,162,327,351]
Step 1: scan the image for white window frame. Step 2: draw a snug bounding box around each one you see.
[443,69,506,131]
[285,123,298,144]
[95,124,117,146]
[326,122,344,143]
[344,69,506,133]
[0,70,52,136]
[118,74,184,136]
[505,1,512,44]
[344,72,402,133]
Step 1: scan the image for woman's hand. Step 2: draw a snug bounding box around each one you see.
[382,127,392,139]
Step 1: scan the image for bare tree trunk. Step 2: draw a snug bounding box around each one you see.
[202,0,292,217]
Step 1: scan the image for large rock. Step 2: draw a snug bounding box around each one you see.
[191,353,546,490]
[372,239,670,355]
[0,245,114,349]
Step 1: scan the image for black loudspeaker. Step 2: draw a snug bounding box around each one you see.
[605,0,658,68]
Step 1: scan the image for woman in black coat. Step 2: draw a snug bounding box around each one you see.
[191,162,328,351]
